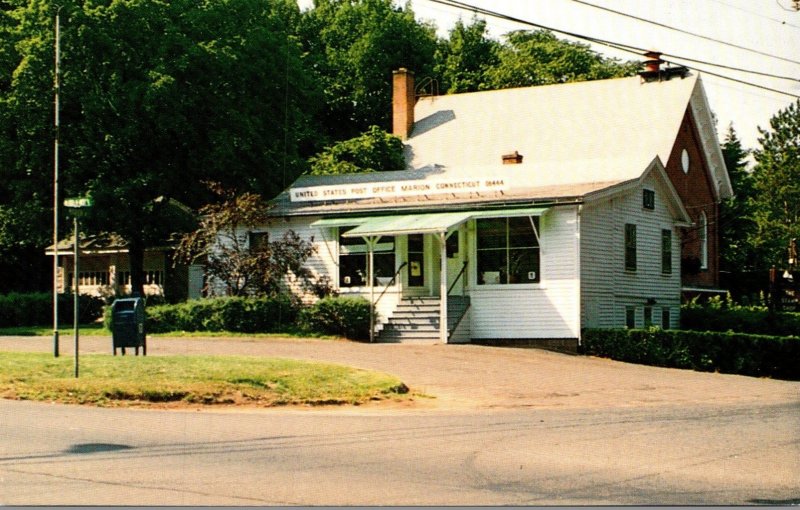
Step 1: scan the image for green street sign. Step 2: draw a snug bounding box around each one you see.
[64,197,93,208]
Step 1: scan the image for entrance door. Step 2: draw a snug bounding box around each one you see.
[407,234,425,288]
[445,228,467,295]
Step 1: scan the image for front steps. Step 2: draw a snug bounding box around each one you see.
[377,296,470,343]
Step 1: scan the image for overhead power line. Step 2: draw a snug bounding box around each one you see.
[571,0,800,66]
[657,52,799,82]
[706,0,800,30]
[425,0,800,99]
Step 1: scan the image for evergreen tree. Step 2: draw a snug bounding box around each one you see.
[719,124,757,272]
[749,100,800,269]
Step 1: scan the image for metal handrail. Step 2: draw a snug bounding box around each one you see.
[447,261,468,296]
[374,261,407,307]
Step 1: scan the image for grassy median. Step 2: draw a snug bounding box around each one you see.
[0,352,410,408]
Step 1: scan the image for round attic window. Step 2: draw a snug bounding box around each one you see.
[681,149,690,174]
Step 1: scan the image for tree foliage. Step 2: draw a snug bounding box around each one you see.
[749,100,800,268]
[719,124,758,272]
[434,17,499,94]
[0,0,320,295]
[0,1,683,296]
[484,30,640,89]
[176,184,317,297]
[308,125,405,175]
[298,0,438,140]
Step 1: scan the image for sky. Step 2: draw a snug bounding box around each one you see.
[299,0,800,154]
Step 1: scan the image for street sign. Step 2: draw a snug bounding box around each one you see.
[64,197,93,208]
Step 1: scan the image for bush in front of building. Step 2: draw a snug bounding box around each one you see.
[582,328,800,380]
[104,295,298,334]
[681,296,800,336]
[298,296,372,341]
[0,292,104,327]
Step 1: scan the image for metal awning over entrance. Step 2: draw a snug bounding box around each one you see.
[325,207,548,238]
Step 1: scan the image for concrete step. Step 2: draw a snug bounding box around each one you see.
[383,324,439,333]
[378,330,441,340]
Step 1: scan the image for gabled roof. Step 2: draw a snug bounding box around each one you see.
[45,232,180,256]
[268,73,731,218]
[408,73,731,199]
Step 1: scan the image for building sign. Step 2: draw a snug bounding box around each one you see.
[290,178,507,202]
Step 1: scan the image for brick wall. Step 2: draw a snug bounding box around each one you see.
[664,108,719,289]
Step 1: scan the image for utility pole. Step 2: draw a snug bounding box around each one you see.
[53,8,61,358]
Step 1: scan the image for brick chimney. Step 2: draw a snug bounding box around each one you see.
[392,68,415,140]
[643,51,663,73]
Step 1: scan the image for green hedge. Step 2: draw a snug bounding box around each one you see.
[681,299,800,336]
[582,328,800,380]
[0,292,104,327]
[298,296,372,340]
[105,296,298,334]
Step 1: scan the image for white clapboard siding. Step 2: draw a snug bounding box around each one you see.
[255,216,401,329]
[469,206,580,339]
[580,173,681,329]
[248,216,337,303]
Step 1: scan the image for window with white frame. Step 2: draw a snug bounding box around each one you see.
[643,189,655,210]
[476,217,540,285]
[338,227,395,288]
[644,306,653,327]
[661,229,672,274]
[624,223,637,271]
[625,306,636,329]
[662,307,671,329]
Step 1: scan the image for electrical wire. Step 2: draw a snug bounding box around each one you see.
[706,0,800,30]
[657,53,798,82]
[571,0,800,66]
[425,0,800,99]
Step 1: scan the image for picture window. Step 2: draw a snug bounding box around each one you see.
[477,217,540,285]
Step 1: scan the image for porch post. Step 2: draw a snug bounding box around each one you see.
[439,231,447,343]
[367,237,375,343]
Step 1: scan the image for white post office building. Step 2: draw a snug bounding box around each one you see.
[254,68,729,350]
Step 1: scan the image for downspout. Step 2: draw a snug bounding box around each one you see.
[367,236,376,343]
[576,204,582,347]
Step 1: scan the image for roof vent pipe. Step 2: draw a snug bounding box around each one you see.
[502,151,523,165]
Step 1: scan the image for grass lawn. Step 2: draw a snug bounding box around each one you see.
[0,352,410,408]
[0,324,109,336]
[0,324,336,340]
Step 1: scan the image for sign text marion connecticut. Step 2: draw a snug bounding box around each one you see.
[290,178,507,202]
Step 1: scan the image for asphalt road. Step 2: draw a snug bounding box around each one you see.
[1,336,799,505]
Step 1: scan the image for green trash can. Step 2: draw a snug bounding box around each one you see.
[111,298,146,356]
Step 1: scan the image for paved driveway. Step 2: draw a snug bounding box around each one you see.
[2,335,799,505]
[1,335,797,411]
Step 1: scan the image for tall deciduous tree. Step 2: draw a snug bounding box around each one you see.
[434,17,499,94]
[484,29,640,89]
[299,0,438,140]
[0,0,320,296]
[749,100,800,268]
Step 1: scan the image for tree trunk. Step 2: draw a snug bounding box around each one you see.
[128,235,146,298]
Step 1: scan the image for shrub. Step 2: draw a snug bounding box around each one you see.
[681,296,800,336]
[105,296,298,334]
[582,328,800,380]
[0,292,104,327]
[298,296,372,340]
